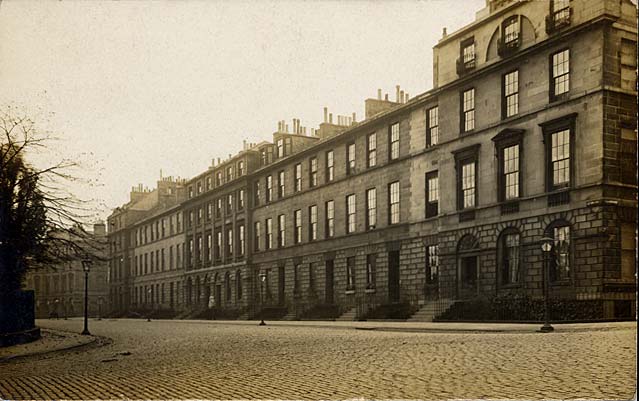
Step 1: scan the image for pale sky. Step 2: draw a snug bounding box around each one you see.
[0,0,485,220]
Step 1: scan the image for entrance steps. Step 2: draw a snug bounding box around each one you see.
[236,312,249,320]
[281,311,298,321]
[407,300,456,322]
[336,307,357,321]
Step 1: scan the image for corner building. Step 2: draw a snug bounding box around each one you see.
[248,0,637,320]
[108,0,637,320]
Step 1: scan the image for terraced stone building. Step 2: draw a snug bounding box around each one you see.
[108,0,637,321]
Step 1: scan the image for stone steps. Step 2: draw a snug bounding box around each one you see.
[407,300,455,322]
[336,308,357,321]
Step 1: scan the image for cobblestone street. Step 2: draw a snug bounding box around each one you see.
[0,319,635,400]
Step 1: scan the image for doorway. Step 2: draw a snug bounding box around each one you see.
[388,250,400,302]
[325,260,334,304]
[278,265,285,306]
[459,256,478,299]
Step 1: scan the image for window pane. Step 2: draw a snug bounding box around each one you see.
[428,176,439,202]
[428,107,439,145]
[554,225,571,280]
[366,188,376,228]
[390,123,400,160]
[389,182,400,224]
[551,130,570,186]
[552,50,570,96]
[462,162,476,208]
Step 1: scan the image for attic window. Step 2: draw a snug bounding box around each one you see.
[462,39,476,68]
[503,16,519,46]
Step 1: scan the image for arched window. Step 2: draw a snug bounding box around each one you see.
[498,228,521,286]
[546,221,571,282]
[236,270,242,300]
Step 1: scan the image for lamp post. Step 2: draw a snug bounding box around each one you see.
[258,272,266,326]
[97,297,103,321]
[539,236,554,333]
[147,288,152,322]
[81,259,92,335]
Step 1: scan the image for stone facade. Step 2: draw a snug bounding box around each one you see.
[24,224,109,319]
[108,0,637,320]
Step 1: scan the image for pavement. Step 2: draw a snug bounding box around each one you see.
[0,318,636,400]
[0,327,98,362]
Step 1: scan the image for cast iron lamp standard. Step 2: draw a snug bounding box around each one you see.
[258,272,266,326]
[147,288,152,322]
[539,236,554,333]
[81,259,92,335]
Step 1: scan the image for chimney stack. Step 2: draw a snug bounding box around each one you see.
[405,93,410,103]
[217,157,221,165]
[329,113,333,124]
[352,112,356,123]
[377,89,382,100]
[385,93,389,101]
[442,27,447,37]
[324,107,328,123]
[396,85,401,102]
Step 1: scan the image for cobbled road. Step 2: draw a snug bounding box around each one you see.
[0,319,635,400]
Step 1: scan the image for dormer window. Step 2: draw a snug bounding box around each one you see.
[260,148,267,166]
[457,37,476,75]
[552,0,570,25]
[276,139,284,158]
[503,16,519,47]
[546,0,571,34]
[462,39,475,68]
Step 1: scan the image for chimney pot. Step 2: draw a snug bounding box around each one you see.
[352,112,356,123]
[396,85,400,102]
[329,113,333,124]
[385,94,389,101]
[443,27,447,37]
[323,107,328,123]
[377,89,382,100]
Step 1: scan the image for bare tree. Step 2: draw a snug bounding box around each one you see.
[0,109,106,297]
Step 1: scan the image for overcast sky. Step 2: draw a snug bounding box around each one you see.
[0,0,485,221]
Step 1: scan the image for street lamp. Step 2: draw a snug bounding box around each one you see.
[147,288,152,322]
[539,236,554,333]
[258,272,266,326]
[97,297,103,321]
[81,259,92,335]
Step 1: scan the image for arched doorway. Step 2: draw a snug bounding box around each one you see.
[457,234,480,299]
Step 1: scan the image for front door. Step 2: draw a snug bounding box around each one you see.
[424,265,439,301]
[278,265,285,306]
[215,284,222,307]
[459,256,478,299]
[170,282,174,309]
[388,250,400,302]
[325,260,334,304]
